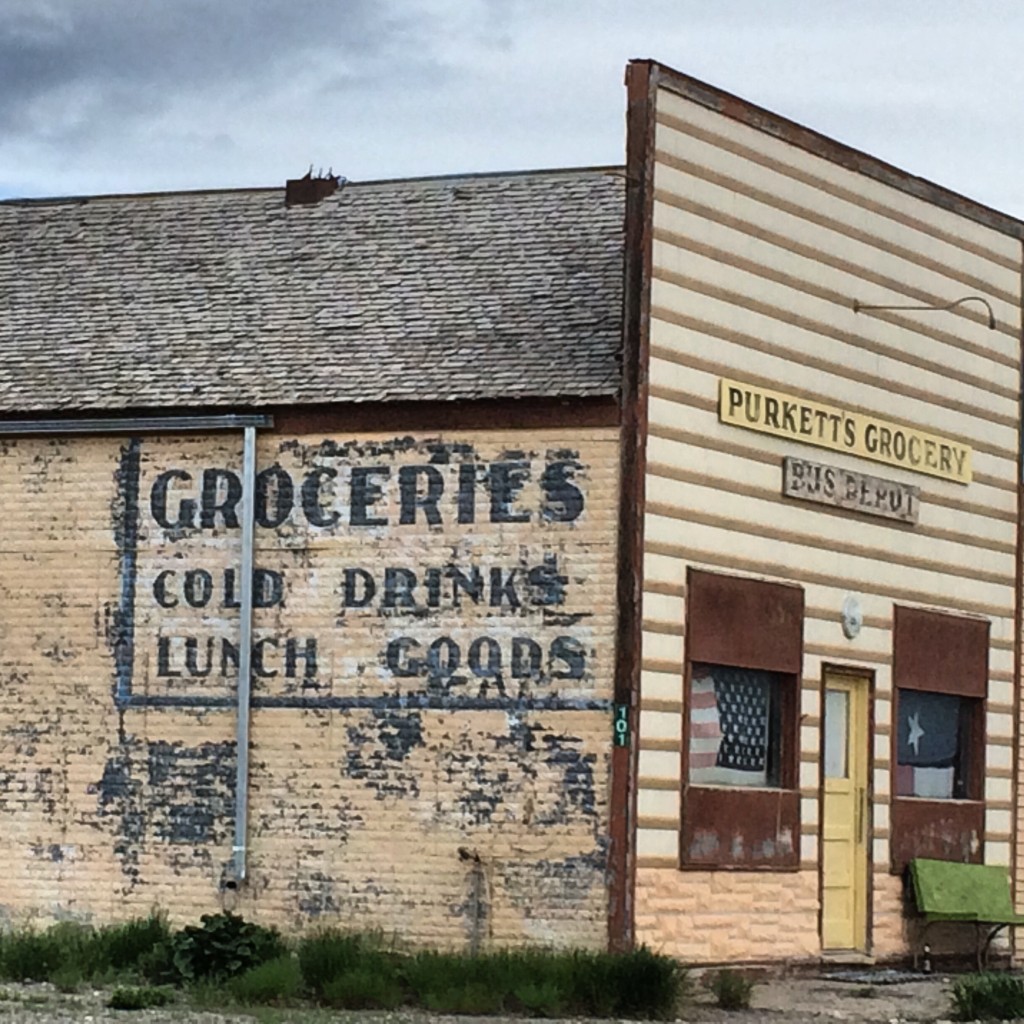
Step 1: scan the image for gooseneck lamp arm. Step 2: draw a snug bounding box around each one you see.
[852,295,996,330]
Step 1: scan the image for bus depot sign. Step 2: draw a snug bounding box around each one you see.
[782,456,920,524]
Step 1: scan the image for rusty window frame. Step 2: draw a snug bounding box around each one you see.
[680,569,803,870]
[890,605,988,873]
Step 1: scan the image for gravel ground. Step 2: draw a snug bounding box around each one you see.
[0,975,961,1024]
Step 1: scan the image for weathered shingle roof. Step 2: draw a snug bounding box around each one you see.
[0,168,624,414]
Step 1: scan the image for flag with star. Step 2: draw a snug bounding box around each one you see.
[895,690,961,798]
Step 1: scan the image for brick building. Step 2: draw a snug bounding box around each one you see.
[1,60,1023,965]
[0,168,626,949]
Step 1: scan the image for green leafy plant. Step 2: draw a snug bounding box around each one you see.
[710,968,755,1011]
[228,955,304,1005]
[107,985,174,1010]
[951,972,1024,1021]
[169,912,285,983]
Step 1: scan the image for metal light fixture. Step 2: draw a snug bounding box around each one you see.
[852,295,996,329]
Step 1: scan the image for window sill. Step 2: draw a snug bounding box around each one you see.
[892,796,981,805]
[681,785,800,871]
[889,797,984,874]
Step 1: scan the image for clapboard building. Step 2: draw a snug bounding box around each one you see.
[622,62,1024,964]
[1,60,1023,965]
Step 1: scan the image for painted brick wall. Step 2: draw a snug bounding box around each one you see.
[0,426,620,949]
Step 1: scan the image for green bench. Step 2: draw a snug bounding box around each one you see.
[908,858,1024,970]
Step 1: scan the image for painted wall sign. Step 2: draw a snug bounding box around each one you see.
[120,435,617,710]
[719,379,972,484]
[782,456,920,524]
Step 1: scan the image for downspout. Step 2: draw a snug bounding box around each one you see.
[230,425,258,884]
[0,412,270,888]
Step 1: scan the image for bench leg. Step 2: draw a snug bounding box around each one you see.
[916,921,936,972]
[980,924,1008,971]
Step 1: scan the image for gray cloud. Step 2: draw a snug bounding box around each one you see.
[1,0,1023,217]
[0,0,417,132]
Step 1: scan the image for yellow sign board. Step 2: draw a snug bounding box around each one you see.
[718,379,972,484]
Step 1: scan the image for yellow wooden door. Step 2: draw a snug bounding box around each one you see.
[821,672,869,951]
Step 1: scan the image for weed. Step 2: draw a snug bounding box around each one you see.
[137,940,176,984]
[169,912,285,983]
[0,917,684,1019]
[107,985,174,1010]
[951,972,1024,1021]
[602,945,686,1018]
[852,986,877,999]
[0,926,76,982]
[710,968,755,1011]
[186,981,231,1011]
[50,964,83,993]
[229,955,303,1005]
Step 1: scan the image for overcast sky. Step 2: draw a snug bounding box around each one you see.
[1,0,1022,216]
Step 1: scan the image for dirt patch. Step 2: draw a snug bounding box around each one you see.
[0,975,957,1024]
[736,976,952,1022]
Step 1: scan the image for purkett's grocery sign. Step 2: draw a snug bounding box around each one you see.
[718,378,972,485]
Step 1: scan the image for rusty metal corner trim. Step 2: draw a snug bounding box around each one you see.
[608,57,658,954]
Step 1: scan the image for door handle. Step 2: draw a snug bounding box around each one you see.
[856,787,868,845]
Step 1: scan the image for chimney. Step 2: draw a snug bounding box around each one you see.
[286,170,342,206]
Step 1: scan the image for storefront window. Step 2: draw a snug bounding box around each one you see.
[894,689,975,800]
[681,569,803,869]
[688,663,783,788]
[890,605,987,872]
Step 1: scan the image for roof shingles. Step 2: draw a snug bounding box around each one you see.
[0,168,625,413]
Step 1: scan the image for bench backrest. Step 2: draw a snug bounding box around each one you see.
[909,857,1016,922]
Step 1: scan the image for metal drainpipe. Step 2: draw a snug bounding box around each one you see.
[231,425,258,883]
[0,412,269,885]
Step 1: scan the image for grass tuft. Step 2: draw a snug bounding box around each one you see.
[297,929,365,997]
[322,966,404,1010]
[710,968,755,1011]
[951,972,1024,1021]
[228,955,304,1005]
[0,915,685,1019]
[0,913,172,986]
[107,985,174,1010]
[512,979,565,1018]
